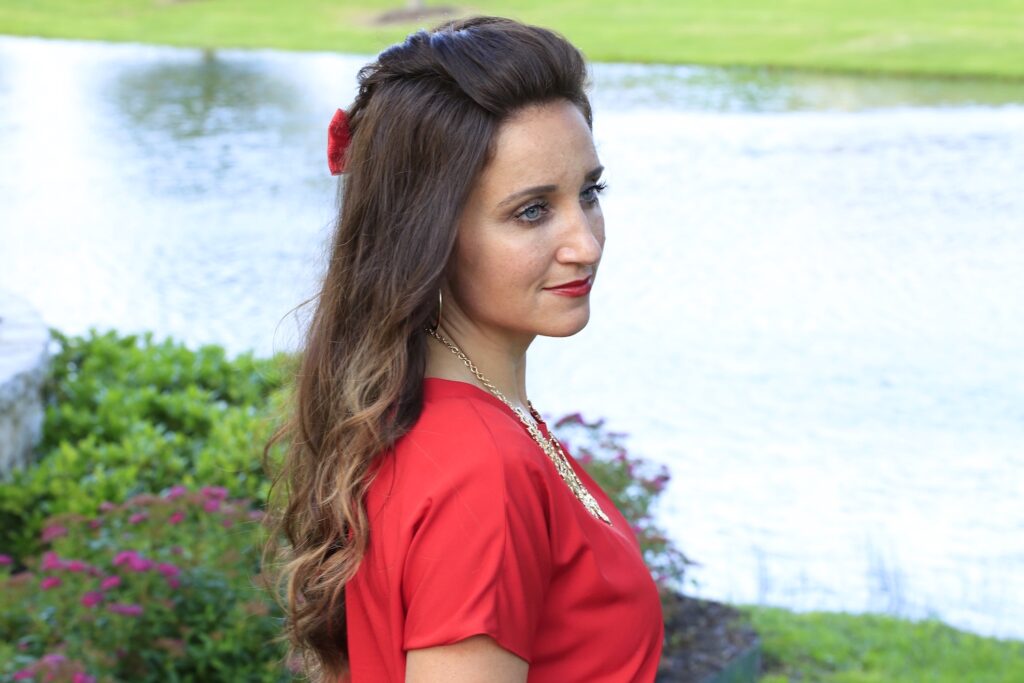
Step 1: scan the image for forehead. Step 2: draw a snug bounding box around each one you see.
[477,99,598,193]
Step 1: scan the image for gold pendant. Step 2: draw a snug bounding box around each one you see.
[523,413,613,526]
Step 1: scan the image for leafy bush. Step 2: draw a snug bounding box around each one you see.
[0,329,290,560]
[0,486,291,682]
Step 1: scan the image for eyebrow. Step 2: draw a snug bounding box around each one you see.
[496,165,605,209]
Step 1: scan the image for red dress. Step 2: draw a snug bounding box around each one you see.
[344,377,665,681]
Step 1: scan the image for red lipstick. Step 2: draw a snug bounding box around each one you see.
[544,276,593,297]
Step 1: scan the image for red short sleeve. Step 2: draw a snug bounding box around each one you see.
[400,400,553,663]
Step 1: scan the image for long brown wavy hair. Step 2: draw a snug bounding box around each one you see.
[260,15,594,682]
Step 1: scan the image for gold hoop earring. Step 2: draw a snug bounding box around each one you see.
[430,288,443,333]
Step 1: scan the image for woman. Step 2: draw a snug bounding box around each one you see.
[262,15,665,683]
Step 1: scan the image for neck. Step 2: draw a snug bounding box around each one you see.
[424,323,532,412]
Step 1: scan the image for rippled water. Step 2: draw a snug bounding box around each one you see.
[2,36,1022,640]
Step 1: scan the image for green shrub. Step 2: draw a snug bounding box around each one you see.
[0,329,290,560]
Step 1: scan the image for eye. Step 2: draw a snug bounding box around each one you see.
[514,200,549,224]
[581,180,608,204]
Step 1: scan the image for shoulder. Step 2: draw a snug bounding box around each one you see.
[385,385,554,515]
[410,392,504,444]
[397,392,534,476]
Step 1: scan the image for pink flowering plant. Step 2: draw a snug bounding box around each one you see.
[549,413,698,597]
[0,330,288,561]
[0,485,289,682]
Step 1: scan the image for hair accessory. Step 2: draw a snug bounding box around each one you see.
[327,108,351,175]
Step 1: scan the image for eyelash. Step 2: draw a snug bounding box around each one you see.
[514,181,608,225]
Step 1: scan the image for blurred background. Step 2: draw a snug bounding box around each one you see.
[1,0,1022,679]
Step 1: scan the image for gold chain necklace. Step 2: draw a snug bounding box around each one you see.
[425,327,612,525]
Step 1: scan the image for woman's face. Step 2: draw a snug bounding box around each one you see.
[446,98,605,346]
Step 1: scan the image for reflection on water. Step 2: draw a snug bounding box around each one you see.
[113,50,294,139]
[108,49,304,196]
[1,36,1022,642]
[594,62,1024,112]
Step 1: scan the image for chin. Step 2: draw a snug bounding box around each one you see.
[539,309,591,338]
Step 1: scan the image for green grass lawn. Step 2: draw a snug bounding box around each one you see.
[737,604,1024,682]
[1,0,1023,79]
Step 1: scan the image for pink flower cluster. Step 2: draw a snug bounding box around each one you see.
[200,485,229,514]
[157,483,245,524]
[107,602,144,617]
[81,591,103,607]
[11,652,96,682]
[41,552,100,576]
[164,484,189,500]
[29,547,181,618]
[112,550,181,588]
[201,485,229,500]
[112,549,153,572]
[129,512,148,524]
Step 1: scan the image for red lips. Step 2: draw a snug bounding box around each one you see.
[544,275,593,297]
[546,276,592,289]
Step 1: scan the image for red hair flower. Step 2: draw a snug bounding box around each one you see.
[327,108,351,175]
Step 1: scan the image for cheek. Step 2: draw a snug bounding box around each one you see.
[475,253,537,298]
[452,240,544,308]
[450,241,511,302]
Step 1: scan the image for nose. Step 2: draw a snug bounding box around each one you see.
[557,204,603,266]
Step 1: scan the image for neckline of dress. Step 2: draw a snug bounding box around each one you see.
[422,378,625,532]
[423,378,622,532]
[422,376,552,438]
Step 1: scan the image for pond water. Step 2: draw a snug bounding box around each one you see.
[1,35,1022,641]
